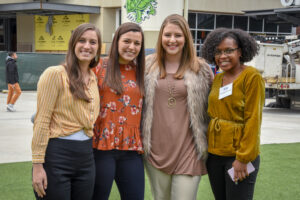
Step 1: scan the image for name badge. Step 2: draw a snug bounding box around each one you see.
[219,83,233,100]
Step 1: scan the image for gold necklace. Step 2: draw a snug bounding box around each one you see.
[167,76,176,108]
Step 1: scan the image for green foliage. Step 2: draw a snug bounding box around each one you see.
[0,143,299,200]
[125,0,157,23]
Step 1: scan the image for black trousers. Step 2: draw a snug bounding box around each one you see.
[93,150,145,200]
[34,138,95,200]
[206,153,260,200]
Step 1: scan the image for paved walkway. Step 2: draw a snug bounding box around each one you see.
[1,92,300,164]
[0,92,35,164]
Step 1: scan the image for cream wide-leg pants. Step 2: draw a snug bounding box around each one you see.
[144,159,201,200]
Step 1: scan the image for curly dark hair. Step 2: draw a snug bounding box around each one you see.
[201,28,259,65]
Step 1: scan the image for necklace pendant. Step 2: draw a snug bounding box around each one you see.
[168,97,176,108]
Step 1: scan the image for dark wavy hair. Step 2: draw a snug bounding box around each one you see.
[104,22,145,95]
[201,28,259,65]
[65,23,102,102]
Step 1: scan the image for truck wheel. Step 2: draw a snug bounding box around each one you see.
[280,98,291,108]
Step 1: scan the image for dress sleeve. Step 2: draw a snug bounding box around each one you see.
[236,71,265,163]
[31,67,61,163]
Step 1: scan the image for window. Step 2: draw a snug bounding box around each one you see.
[0,19,4,44]
[249,17,263,32]
[234,16,248,31]
[216,15,232,28]
[197,30,209,44]
[188,13,196,29]
[279,23,292,33]
[264,21,277,33]
[188,12,293,56]
[197,14,214,30]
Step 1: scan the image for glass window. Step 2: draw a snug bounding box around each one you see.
[197,13,214,30]
[279,23,292,33]
[197,44,201,56]
[0,19,4,44]
[191,30,196,40]
[264,21,277,33]
[249,17,263,32]
[197,30,210,45]
[216,15,232,28]
[234,16,248,31]
[188,13,196,29]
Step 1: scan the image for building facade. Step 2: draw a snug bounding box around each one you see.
[0,0,298,54]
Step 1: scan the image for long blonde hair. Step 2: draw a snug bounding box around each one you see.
[155,14,200,79]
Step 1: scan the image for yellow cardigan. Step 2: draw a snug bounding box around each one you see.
[207,66,265,163]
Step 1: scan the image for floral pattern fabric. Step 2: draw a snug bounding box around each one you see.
[93,61,143,153]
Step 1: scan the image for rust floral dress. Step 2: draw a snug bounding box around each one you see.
[93,61,143,153]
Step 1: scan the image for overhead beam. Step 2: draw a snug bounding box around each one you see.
[277,13,300,25]
[0,2,100,14]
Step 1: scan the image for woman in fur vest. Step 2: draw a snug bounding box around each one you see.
[142,14,214,200]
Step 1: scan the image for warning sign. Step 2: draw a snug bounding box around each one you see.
[35,14,90,50]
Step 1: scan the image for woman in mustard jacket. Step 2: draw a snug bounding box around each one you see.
[201,28,265,200]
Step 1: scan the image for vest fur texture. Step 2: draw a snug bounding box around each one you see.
[142,55,212,160]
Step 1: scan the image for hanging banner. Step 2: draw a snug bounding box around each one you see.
[35,14,89,50]
[121,0,183,31]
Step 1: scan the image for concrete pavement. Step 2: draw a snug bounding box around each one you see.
[0,92,36,164]
[0,92,300,164]
[260,107,300,144]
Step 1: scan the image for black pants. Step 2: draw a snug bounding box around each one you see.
[93,149,145,200]
[34,138,95,200]
[206,154,260,200]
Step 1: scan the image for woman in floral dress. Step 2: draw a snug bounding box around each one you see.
[92,22,145,200]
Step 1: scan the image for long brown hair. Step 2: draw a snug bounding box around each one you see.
[104,22,145,95]
[155,14,199,79]
[65,23,102,102]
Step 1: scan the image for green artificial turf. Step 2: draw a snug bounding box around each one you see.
[0,143,299,200]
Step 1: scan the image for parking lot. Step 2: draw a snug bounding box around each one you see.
[0,92,300,164]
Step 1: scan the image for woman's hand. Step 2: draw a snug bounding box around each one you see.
[32,163,47,198]
[232,159,248,182]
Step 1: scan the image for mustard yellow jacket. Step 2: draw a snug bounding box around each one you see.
[207,66,265,163]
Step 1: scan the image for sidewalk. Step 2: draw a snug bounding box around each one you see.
[0,92,36,164]
[1,92,300,164]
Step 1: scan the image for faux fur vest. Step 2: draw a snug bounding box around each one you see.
[142,55,212,160]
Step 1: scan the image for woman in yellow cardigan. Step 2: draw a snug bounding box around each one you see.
[201,28,265,200]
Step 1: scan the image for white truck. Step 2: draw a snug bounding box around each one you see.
[248,36,300,109]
